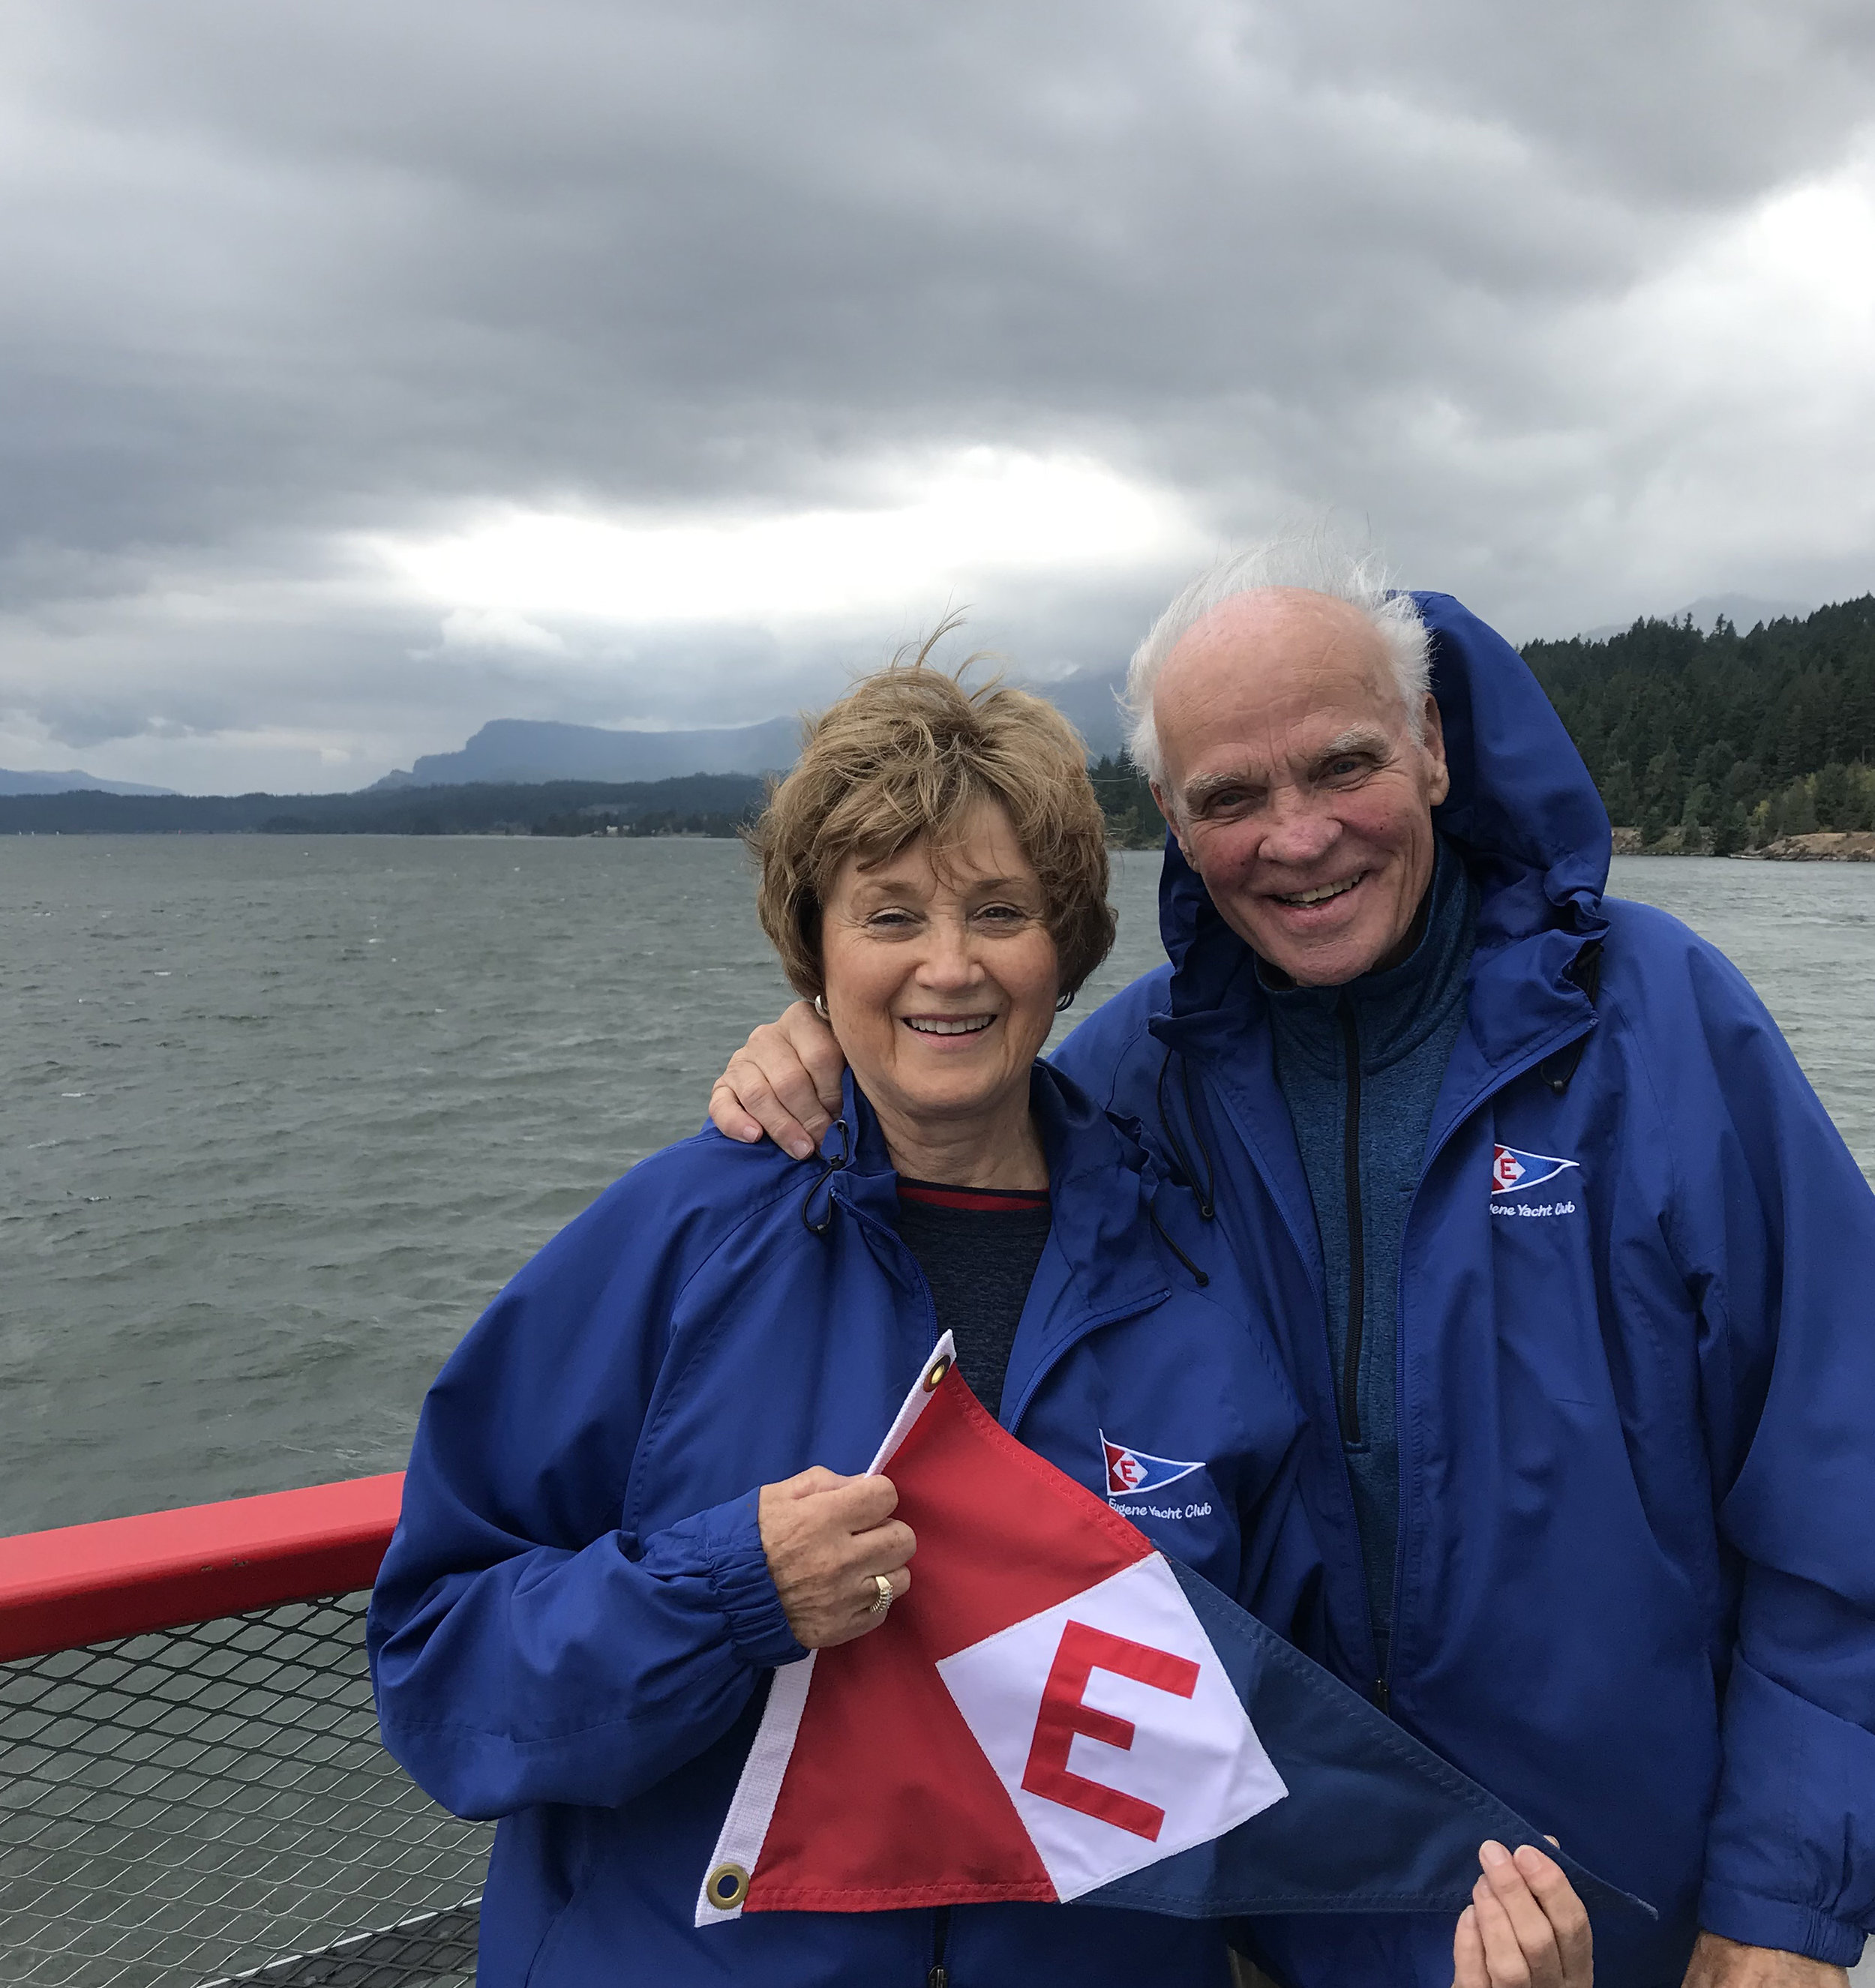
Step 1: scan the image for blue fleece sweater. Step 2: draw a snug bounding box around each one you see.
[1264,837,1476,1672]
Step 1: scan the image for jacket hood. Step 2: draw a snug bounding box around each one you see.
[1156,589,1611,985]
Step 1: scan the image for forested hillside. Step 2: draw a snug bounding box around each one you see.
[1521,595,1875,850]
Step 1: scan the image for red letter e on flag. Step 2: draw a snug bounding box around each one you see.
[1022,1621,1200,1840]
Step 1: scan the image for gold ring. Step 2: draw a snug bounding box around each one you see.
[868,1573,894,1616]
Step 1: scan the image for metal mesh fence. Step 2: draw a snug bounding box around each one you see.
[0,1593,490,1988]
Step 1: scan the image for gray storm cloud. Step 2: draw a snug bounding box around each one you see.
[1,0,1871,789]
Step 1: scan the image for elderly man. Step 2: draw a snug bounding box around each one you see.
[708,543,1875,1988]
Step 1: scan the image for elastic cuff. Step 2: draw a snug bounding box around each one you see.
[704,1492,809,1670]
[1697,1880,1869,1969]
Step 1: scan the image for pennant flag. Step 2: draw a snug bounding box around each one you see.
[696,1336,1650,1930]
[1101,1432,1205,1497]
[1492,1144,1580,1195]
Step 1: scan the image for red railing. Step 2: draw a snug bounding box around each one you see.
[0,1474,406,1663]
[0,1475,491,1988]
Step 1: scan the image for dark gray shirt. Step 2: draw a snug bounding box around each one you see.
[893,1180,1052,1419]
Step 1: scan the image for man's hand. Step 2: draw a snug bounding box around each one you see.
[1453,1841,1592,1988]
[758,1467,915,1648]
[710,1002,848,1161]
[1681,1933,1850,1988]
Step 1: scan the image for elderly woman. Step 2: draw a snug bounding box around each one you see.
[368,660,1583,1988]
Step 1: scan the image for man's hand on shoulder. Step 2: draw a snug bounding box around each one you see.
[709,1000,848,1161]
[1682,1933,1851,1988]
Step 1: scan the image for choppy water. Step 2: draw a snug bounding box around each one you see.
[5,840,1874,1536]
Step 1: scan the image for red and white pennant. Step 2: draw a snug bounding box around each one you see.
[695,1334,1287,1923]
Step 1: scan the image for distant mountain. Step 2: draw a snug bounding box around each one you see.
[0,774,766,837]
[373,716,801,789]
[1027,668,1127,757]
[1678,593,1812,634]
[0,767,178,796]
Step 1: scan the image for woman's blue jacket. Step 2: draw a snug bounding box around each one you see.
[368,1063,1320,1987]
[1052,592,1875,1985]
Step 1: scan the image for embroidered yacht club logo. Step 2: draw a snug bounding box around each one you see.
[1491,1144,1580,1196]
[1102,1435,1205,1498]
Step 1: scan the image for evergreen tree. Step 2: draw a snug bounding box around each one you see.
[1814,762,1853,829]
[1846,772,1875,833]
[1599,760,1640,826]
[1781,780,1820,836]
[1711,802,1748,857]
[1087,754,1167,848]
[1645,745,1684,820]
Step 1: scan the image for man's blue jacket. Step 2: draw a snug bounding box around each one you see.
[368,1066,1320,1987]
[1053,592,1875,1985]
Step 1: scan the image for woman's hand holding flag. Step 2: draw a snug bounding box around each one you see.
[758,1466,916,1649]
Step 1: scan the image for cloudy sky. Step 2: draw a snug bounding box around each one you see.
[2,0,1872,792]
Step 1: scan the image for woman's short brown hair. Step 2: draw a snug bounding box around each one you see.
[750,639,1117,1001]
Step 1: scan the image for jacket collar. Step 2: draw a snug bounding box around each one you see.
[816,1060,1178,1325]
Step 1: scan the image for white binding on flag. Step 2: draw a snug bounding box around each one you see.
[692,1333,957,1927]
[693,1651,816,1924]
[866,1330,957,1475]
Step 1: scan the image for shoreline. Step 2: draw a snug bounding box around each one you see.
[1612,829,1875,862]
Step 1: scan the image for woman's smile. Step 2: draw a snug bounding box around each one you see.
[900,1011,996,1041]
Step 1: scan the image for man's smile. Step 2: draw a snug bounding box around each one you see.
[1274,874,1365,908]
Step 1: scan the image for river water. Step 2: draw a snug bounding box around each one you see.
[4,839,1874,1537]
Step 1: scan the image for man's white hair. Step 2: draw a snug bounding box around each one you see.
[1122,532,1432,786]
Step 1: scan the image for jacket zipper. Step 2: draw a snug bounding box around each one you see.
[928,1903,951,1987]
[1162,1039,1378,1695]
[1338,998,1365,1446]
[1340,999,1384,1711]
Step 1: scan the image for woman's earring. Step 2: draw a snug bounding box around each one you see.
[813,993,830,1021]
[1054,991,1075,1013]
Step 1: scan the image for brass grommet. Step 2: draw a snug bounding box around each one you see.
[705,1862,750,1911]
[922,1354,952,1392]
